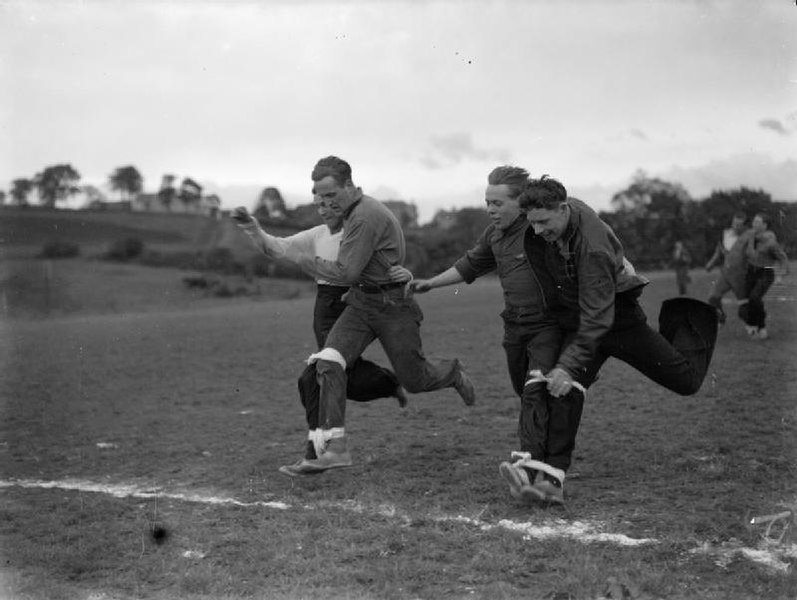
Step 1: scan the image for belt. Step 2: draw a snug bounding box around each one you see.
[356,281,406,294]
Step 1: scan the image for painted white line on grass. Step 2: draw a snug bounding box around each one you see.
[691,541,797,574]
[2,478,794,572]
[495,518,655,546]
[0,478,290,510]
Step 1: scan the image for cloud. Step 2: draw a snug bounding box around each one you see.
[420,133,511,169]
[659,154,797,201]
[628,129,649,141]
[758,118,790,136]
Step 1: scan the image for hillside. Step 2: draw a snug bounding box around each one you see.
[0,208,318,319]
[0,207,301,259]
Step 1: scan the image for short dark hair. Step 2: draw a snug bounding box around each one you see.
[518,175,568,210]
[732,211,747,221]
[312,156,352,186]
[487,166,529,199]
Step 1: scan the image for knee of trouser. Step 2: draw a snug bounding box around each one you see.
[315,358,345,378]
[520,382,547,406]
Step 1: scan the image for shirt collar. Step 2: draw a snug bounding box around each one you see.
[555,203,576,253]
[342,187,364,219]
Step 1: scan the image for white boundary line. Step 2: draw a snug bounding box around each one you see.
[2,478,794,572]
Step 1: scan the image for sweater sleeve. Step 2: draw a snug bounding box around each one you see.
[453,228,497,283]
[298,218,375,285]
[555,250,617,375]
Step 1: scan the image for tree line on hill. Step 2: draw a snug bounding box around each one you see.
[2,164,214,213]
[3,164,794,277]
[249,170,795,276]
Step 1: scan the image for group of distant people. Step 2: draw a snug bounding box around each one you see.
[233,156,787,506]
[704,211,790,340]
[673,211,790,341]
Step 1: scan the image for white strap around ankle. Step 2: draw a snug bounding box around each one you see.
[509,451,565,484]
[524,369,587,397]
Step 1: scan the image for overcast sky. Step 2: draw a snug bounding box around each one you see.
[2,0,796,222]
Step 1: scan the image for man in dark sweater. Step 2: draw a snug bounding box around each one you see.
[499,175,718,505]
[294,156,476,474]
[411,165,561,466]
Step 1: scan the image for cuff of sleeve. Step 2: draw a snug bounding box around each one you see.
[452,260,477,284]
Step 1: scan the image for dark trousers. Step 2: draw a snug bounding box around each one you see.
[675,266,690,295]
[521,293,718,472]
[503,321,565,461]
[316,287,459,430]
[739,266,775,328]
[298,285,399,430]
[502,319,562,397]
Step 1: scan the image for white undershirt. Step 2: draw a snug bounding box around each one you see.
[260,224,343,285]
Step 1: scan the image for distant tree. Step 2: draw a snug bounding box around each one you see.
[108,165,143,201]
[698,187,785,260]
[701,187,772,229]
[604,171,693,268]
[178,177,203,210]
[33,164,81,207]
[10,179,34,206]
[82,184,108,208]
[158,174,177,211]
[0,190,5,205]
[383,200,419,229]
[450,206,491,242]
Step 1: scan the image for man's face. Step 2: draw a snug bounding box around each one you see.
[485,184,521,231]
[751,215,766,233]
[312,175,354,216]
[731,216,746,233]
[313,196,343,232]
[525,204,569,243]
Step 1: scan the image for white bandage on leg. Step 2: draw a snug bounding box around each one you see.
[309,427,345,457]
[306,347,347,370]
[322,427,345,441]
[524,369,587,397]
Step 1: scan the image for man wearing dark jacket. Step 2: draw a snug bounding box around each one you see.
[499,175,718,505]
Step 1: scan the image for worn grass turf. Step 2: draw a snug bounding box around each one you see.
[1,266,796,599]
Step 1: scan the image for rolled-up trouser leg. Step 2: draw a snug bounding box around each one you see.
[517,324,567,460]
[519,381,548,460]
[544,388,585,472]
[298,363,320,429]
[315,359,348,430]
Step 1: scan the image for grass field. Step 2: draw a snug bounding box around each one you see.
[1,256,796,600]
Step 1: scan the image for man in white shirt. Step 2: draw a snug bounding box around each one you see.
[234,197,406,476]
[705,212,753,324]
